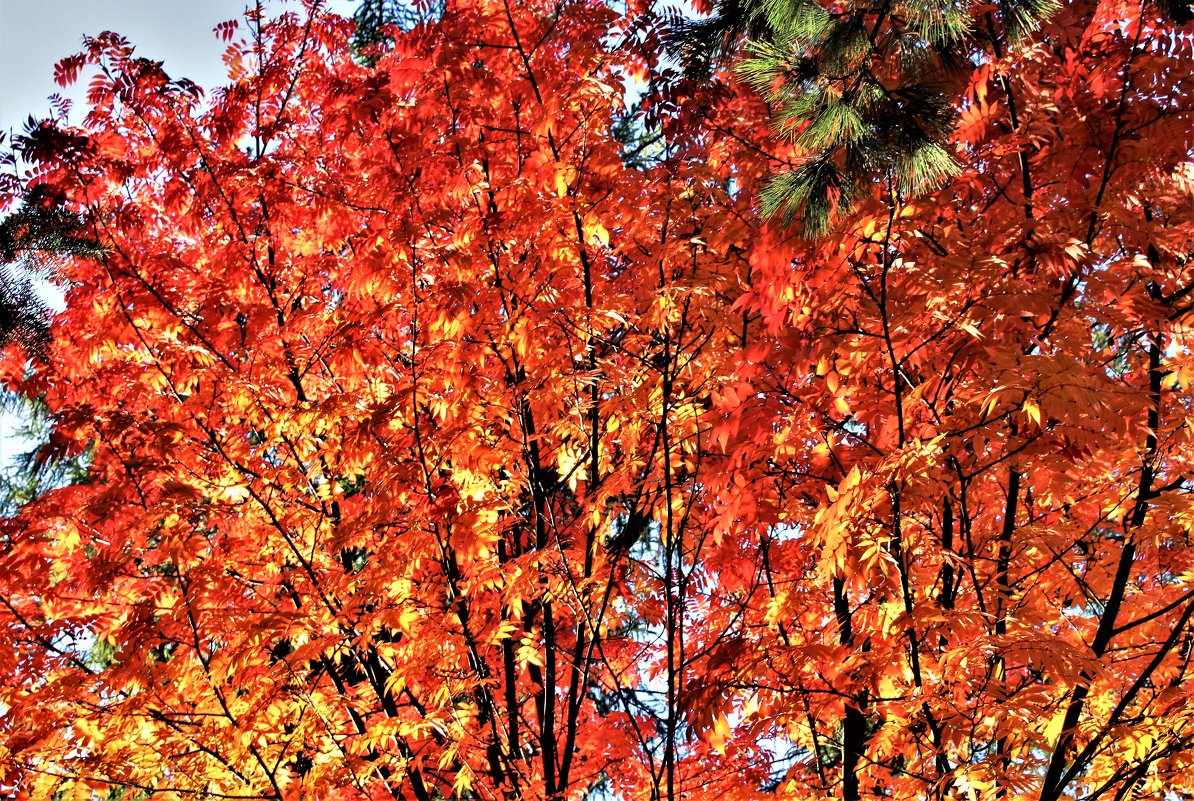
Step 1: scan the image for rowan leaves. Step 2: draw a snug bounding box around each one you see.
[3,1,1194,800]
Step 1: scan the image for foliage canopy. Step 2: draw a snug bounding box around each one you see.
[2,1,1194,800]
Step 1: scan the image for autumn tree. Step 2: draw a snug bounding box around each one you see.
[677,1,1194,798]
[0,2,761,798]
[2,1,1194,801]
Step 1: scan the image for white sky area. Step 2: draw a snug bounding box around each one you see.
[0,0,355,470]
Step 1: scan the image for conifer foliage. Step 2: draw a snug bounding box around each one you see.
[2,1,1194,800]
[675,0,1062,233]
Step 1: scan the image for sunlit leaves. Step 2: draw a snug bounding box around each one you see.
[4,1,1194,801]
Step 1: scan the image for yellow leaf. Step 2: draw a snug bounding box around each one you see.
[1023,399,1041,425]
[452,766,474,797]
[706,713,732,755]
[554,164,576,197]
[584,215,610,246]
